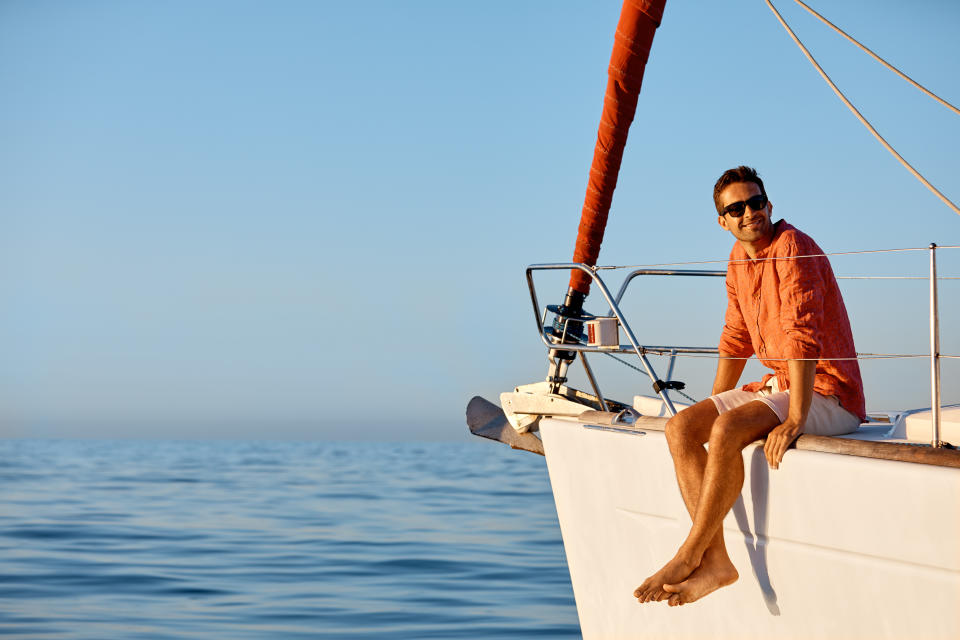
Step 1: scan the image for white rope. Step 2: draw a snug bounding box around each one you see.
[792,0,960,116]
[765,0,960,216]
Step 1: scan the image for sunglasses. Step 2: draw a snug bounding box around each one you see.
[721,194,768,217]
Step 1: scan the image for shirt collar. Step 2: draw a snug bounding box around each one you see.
[748,219,789,261]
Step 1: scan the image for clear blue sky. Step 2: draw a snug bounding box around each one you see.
[3,0,958,439]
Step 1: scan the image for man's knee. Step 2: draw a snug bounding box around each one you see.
[708,413,753,451]
[664,413,683,444]
[665,408,706,448]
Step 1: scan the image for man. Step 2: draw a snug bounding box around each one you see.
[633,166,865,607]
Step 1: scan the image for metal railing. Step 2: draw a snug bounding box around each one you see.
[526,244,956,448]
[930,244,943,446]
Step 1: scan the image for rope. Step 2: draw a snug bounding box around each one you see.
[765,0,960,216]
[792,0,960,116]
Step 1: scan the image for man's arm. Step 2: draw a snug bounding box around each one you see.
[711,353,747,395]
[764,358,816,469]
[717,268,754,362]
[775,235,825,363]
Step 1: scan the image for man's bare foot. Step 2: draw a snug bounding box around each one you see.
[663,554,738,606]
[633,555,698,603]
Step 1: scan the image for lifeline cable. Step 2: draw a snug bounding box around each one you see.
[605,244,960,271]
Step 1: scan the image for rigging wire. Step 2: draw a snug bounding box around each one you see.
[764,0,960,217]
[601,352,699,404]
[792,0,960,117]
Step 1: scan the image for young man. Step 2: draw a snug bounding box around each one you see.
[633,166,865,607]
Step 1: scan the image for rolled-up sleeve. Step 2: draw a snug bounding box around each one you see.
[718,270,755,358]
[776,240,823,360]
[711,221,864,419]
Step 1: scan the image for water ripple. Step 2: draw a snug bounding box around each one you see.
[0,440,579,638]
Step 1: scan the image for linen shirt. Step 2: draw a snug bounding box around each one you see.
[718,220,866,420]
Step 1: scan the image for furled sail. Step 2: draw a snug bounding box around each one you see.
[569,0,667,295]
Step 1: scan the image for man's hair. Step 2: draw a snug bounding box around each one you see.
[713,166,766,214]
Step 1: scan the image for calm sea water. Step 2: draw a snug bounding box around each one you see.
[0,439,580,639]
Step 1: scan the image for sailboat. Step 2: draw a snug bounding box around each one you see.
[466,0,960,637]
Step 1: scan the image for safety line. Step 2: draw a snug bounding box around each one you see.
[836,276,960,280]
[602,245,960,270]
[628,352,942,361]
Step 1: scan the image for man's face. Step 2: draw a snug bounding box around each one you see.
[717,181,773,253]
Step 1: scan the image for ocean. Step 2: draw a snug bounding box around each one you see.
[0,439,580,639]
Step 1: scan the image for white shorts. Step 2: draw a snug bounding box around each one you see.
[709,377,861,436]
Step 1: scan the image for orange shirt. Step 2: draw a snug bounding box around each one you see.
[718,220,866,420]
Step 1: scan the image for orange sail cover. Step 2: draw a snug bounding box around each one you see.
[570,0,667,294]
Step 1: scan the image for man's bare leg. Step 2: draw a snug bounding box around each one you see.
[635,401,779,604]
[634,399,728,603]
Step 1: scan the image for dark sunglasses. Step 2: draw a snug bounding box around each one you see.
[722,194,767,217]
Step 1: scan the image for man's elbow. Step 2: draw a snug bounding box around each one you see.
[781,334,820,361]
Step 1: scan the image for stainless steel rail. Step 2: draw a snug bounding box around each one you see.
[526,263,680,416]
[930,244,942,447]
[526,255,952,444]
[613,268,726,307]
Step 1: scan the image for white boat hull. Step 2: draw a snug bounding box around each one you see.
[540,416,960,639]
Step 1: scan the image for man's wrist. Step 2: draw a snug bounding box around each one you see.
[780,416,804,432]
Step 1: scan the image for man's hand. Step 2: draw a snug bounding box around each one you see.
[764,419,803,469]
[766,359,817,469]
